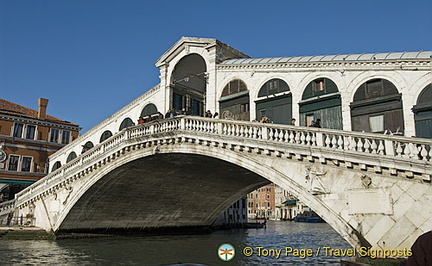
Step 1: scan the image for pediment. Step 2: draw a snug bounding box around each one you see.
[155,36,249,67]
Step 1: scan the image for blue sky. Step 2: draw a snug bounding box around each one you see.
[1,0,431,132]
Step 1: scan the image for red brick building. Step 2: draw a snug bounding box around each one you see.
[0,98,80,201]
[247,183,276,219]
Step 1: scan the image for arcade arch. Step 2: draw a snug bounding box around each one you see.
[412,84,432,138]
[299,78,342,129]
[350,78,404,134]
[219,79,250,121]
[170,54,207,116]
[255,78,292,125]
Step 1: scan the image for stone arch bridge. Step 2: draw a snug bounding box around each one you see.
[1,116,431,255]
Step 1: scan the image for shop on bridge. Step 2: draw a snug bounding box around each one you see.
[219,79,250,121]
[255,78,292,125]
[350,78,404,135]
[299,78,342,129]
[413,84,432,138]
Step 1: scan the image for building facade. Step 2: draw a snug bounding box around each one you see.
[0,98,80,201]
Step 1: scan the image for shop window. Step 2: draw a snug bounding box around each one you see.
[369,115,385,133]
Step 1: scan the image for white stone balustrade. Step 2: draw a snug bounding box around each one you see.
[3,116,431,217]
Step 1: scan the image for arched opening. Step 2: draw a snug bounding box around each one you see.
[100,130,113,143]
[58,151,361,251]
[350,79,404,134]
[170,54,207,116]
[413,84,432,138]
[255,79,292,124]
[140,103,158,117]
[81,141,94,154]
[299,78,342,129]
[219,79,250,121]
[66,152,77,163]
[51,161,62,172]
[119,118,134,131]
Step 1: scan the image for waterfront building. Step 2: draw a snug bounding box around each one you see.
[213,196,248,227]
[0,98,80,201]
[247,184,276,219]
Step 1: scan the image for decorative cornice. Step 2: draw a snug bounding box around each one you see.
[216,59,431,72]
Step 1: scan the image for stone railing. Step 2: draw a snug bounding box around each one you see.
[14,116,431,207]
[0,199,16,218]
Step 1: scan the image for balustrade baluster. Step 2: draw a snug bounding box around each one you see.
[305,132,311,145]
[344,136,350,150]
[279,130,285,142]
[239,126,244,137]
[331,135,337,148]
[363,139,370,153]
[288,131,294,143]
[337,135,343,149]
[357,138,364,152]
[294,131,300,144]
[370,140,378,154]
[311,133,317,146]
[420,145,428,161]
[268,128,274,140]
[300,132,306,145]
[396,142,403,157]
[402,143,411,158]
[410,143,419,159]
[325,134,331,147]
[378,140,385,155]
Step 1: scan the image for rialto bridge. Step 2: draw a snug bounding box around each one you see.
[0,37,431,256]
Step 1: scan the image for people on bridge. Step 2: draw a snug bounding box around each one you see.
[205,110,213,118]
[213,112,219,119]
[310,119,322,128]
[291,118,296,126]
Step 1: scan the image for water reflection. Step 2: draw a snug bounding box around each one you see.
[0,221,351,265]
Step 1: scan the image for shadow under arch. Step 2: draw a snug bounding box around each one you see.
[55,142,367,250]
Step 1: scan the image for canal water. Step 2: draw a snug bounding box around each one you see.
[0,221,353,265]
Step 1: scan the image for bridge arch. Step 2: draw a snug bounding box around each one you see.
[53,139,364,250]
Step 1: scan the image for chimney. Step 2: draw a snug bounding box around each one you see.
[37,98,49,120]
